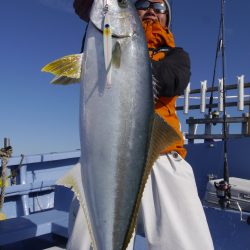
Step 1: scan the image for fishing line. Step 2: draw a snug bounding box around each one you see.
[207,15,222,116]
[214,0,231,209]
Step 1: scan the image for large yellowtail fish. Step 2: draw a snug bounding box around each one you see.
[42,0,180,248]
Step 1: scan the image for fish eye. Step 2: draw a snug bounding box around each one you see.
[117,0,128,8]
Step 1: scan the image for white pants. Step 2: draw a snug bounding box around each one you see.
[67,153,214,250]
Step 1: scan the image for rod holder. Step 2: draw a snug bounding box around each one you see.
[238,75,245,111]
[201,80,207,113]
[218,78,224,112]
[184,83,190,114]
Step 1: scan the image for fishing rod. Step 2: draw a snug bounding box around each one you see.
[207,11,222,118]
[214,0,231,209]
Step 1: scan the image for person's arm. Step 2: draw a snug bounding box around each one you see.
[151,47,191,97]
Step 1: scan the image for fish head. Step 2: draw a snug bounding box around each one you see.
[90,0,141,37]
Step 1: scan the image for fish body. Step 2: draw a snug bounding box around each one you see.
[42,0,180,249]
[80,2,153,249]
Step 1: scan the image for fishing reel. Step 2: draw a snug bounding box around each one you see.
[211,110,220,119]
[210,110,220,126]
[214,180,231,209]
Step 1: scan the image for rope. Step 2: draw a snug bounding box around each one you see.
[0,158,7,210]
[0,146,12,213]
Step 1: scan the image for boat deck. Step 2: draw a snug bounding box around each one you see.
[1,138,250,249]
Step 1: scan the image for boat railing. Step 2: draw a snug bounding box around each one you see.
[176,75,250,143]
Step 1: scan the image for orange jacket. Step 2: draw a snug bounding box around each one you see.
[155,97,186,159]
[143,20,188,159]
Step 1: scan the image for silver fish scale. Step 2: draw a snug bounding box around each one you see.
[80,5,153,250]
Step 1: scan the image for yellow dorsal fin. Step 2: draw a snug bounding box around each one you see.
[123,113,181,249]
[42,53,84,85]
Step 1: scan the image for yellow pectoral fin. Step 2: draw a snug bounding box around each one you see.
[42,53,84,85]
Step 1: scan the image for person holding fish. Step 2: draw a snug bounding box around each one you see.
[43,0,214,249]
[127,0,214,249]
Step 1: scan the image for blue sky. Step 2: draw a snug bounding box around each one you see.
[1,0,249,156]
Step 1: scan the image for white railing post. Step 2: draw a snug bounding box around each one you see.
[201,80,207,113]
[184,83,190,114]
[237,75,245,111]
[218,78,224,112]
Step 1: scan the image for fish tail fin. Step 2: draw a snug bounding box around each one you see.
[57,163,97,250]
[41,53,84,85]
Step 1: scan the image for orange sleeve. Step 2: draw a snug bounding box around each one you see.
[155,97,187,159]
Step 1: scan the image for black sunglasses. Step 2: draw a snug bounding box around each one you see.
[135,0,167,14]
